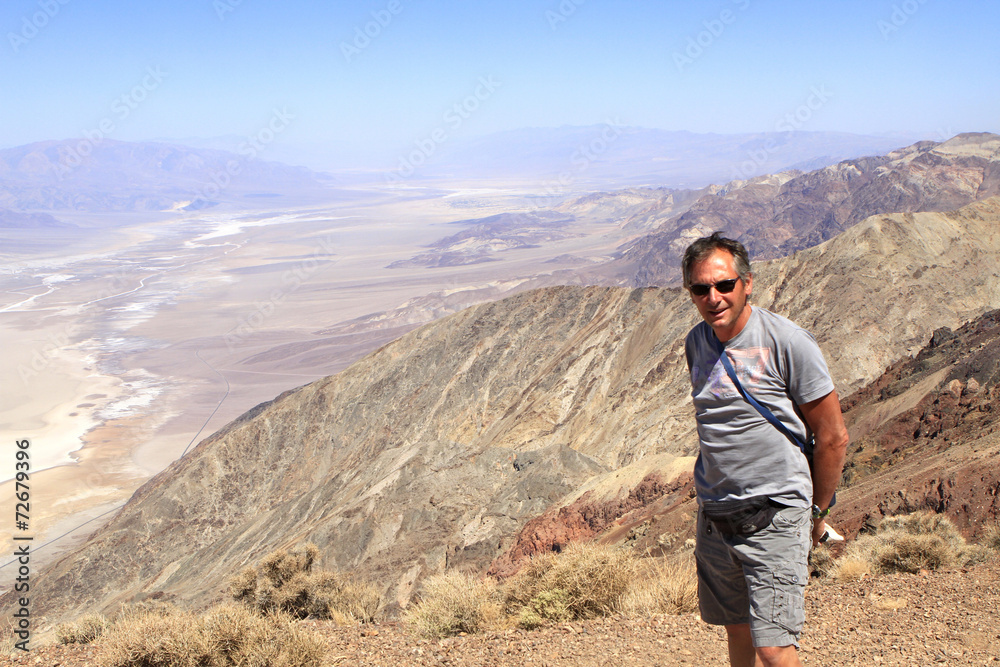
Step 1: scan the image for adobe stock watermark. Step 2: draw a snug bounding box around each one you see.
[878,0,931,40]
[673,0,751,72]
[17,330,71,386]
[340,0,404,62]
[932,126,955,142]
[213,0,246,21]
[729,85,833,182]
[546,0,585,31]
[224,237,338,353]
[56,66,167,180]
[188,107,294,208]
[385,76,501,183]
[7,0,72,54]
[535,118,625,207]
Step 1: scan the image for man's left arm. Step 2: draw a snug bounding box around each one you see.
[798,390,849,545]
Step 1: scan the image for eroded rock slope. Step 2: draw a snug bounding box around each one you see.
[13,198,1000,624]
[611,132,1000,286]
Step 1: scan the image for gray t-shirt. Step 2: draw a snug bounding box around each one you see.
[685,306,835,507]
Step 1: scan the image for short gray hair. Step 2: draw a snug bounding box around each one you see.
[681,232,752,288]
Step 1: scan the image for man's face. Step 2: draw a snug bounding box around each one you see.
[687,248,753,342]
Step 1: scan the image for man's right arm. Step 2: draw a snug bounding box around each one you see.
[798,389,849,544]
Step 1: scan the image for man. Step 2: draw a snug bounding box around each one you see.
[682,232,848,667]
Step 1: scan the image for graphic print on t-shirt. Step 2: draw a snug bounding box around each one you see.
[698,346,772,399]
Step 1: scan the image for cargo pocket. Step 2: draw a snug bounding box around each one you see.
[770,566,806,634]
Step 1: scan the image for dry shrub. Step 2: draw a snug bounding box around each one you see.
[202,604,325,667]
[501,543,637,624]
[1,618,16,656]
[808,544,836,579]
[403,571,503,638]
[57,613,110,645]
[98,603,325,667]
[622,553,698,616]
[99,606,213,667]
[982,523,1000,551]
[828,556,871,582]
[406,542,687,638]
[831,511,987,581]
[874,532,956,573]
[229,543,381,622]
[517,589,572,630]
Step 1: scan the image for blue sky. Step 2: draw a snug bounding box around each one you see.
[1,0,997,161]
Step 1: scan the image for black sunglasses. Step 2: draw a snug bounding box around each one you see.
[689,278,740,297]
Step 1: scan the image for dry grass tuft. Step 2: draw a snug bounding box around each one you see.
[829,511,987,582]
[99,606,212,667]
[56,613,110,645]
[621,552,698,616]
[501,543,637,624]
[828,555,872,582]
[808,544,837,579]
[98,603,325,667]
[406,542,668,638]
[403,571,503,638]
[982,523,1000,551]
[229,543,382,622]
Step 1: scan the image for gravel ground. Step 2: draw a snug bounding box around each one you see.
[7,561,1000,666]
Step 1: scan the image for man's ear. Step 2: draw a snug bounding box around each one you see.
[745,273,753,296]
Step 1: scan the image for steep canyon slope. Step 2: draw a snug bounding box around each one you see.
[13,197,1000,625]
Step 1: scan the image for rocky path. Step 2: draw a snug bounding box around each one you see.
[8,562,1000,666]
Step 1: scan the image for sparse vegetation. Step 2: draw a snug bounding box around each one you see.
[403,571,504,638]
[230,543,382,623]
[808,544,837,579]
[983,523,1000,551]
[501,543,637,625]
[56,612,110,645]
[405,542,692,638]
[826,511,990,582]
[621,551,698,616]
[98,603,325,667]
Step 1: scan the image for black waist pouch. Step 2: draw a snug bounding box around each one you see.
[702,496,779,536]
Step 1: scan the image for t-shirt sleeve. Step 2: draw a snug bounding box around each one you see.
[785,328,836,405]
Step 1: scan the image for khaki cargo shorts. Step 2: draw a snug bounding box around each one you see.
[695,504,811,648]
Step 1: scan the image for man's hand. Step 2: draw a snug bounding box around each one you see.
[812,518,828,547]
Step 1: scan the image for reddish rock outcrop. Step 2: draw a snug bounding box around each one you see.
[488,472,693,578]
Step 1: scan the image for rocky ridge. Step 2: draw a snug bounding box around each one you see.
[608,132,1000,286]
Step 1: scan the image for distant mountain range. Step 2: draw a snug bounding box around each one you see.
[0,139,337,214]
[394,126,915,188]
[0,129,921,219]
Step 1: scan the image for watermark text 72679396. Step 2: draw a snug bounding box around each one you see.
[12,439,33,651]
